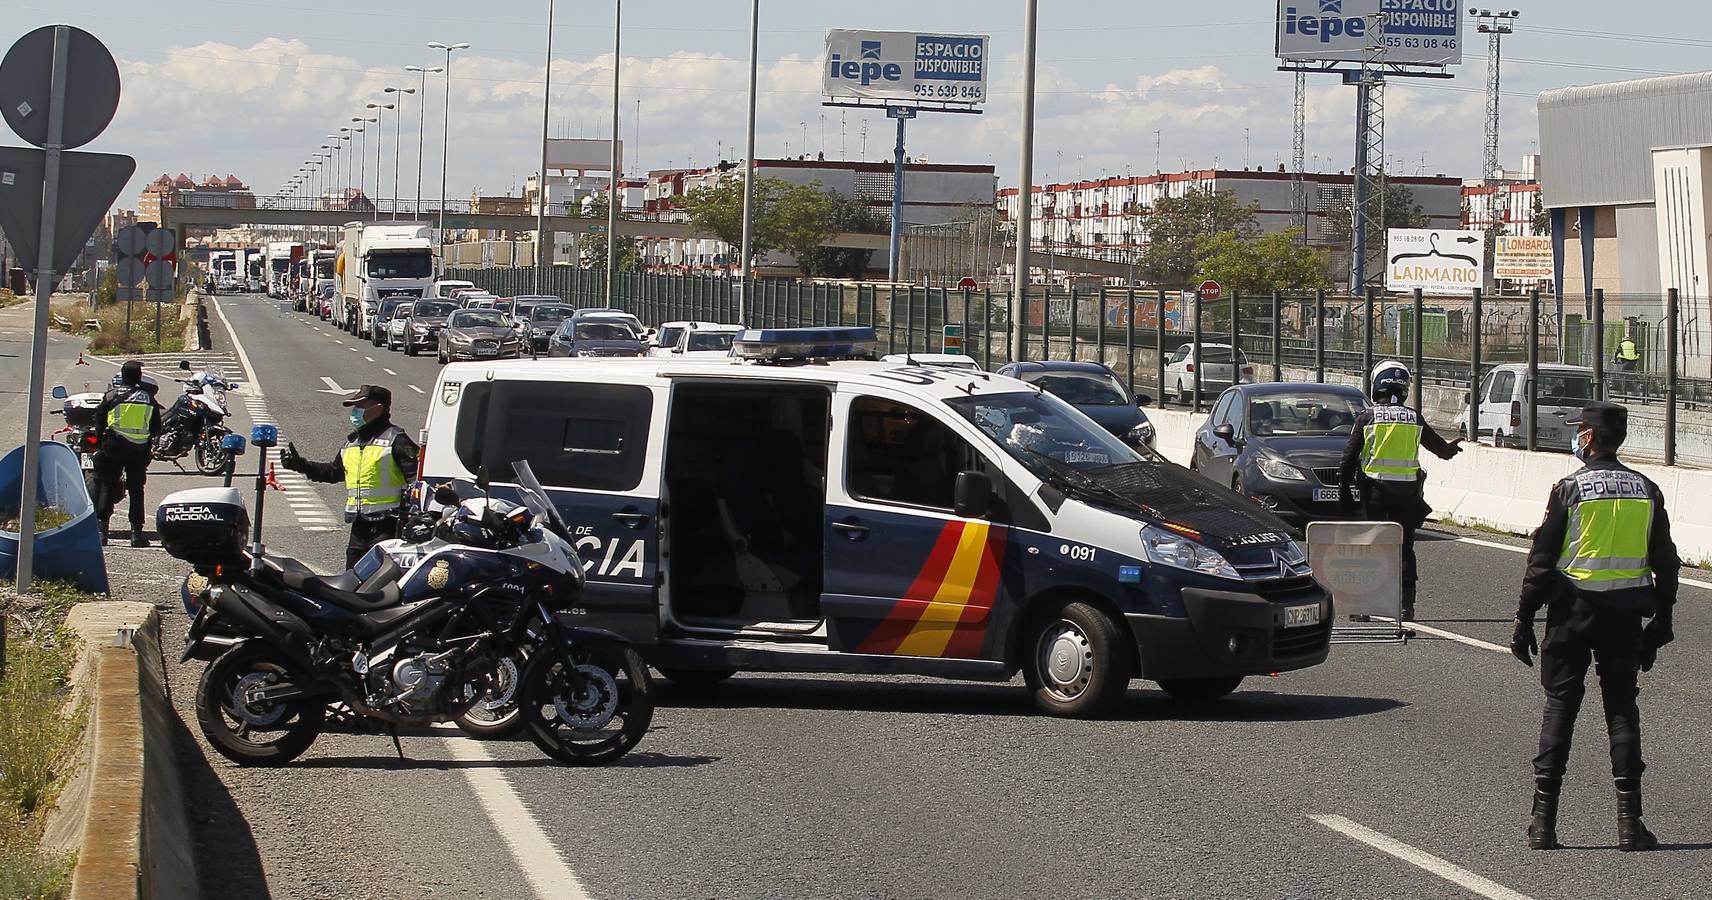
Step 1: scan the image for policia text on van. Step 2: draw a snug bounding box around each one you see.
[421,328,1331,717]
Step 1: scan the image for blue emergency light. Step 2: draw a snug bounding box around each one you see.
[250,424,279,448]
[221,433,248,456]
[732,327,878,363]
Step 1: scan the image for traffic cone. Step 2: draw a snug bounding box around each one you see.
[265,463,284,492]
[75,351,89,366]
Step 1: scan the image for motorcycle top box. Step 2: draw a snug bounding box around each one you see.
[157,487,250,571]
[61,394,101,430]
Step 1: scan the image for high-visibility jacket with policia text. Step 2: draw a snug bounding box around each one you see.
[1360,404,1423,482]
[1519,456,1680,617]
[341,425,407,519]
[102,386,158,445]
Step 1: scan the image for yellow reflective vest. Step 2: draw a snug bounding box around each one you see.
[1557,469,1654,593]
[1361,404,1422,483]
[341,425,406,519]
[105,387,156,445]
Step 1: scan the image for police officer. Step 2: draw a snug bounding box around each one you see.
[1338,360,1461,621]
[1510,401,1677,852]
[1613,333,1640,373]
[278,385,419,568]
[93,360,162,546]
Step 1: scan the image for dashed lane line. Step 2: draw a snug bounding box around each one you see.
[444,737,592,900]
[1310,815,1533,900]
[365,356,375,362]
[1450,536,1712,591]
[383,368,397,376]
[408,385,423,394]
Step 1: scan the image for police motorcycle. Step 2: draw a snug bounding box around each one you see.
[155,360,239,476]
[48,384,108,483]
[166,435,654,767]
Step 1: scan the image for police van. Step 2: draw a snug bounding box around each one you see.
[420,327,1330,717]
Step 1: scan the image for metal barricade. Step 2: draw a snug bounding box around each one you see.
[1307,521,1410,644]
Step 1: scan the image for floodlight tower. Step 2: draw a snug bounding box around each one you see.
[1471,8,1520,180]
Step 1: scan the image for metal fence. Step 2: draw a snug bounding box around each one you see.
[448,266,1711,467]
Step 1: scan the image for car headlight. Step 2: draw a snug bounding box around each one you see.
[412,324,429,333]
[1255,455,1307,482]
[1126,422,1155,446]
[450,334,472,345]
[575,349,597,357]
[1140,525,1241,580]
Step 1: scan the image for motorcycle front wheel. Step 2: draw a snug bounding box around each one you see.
[195,432,230,475]
[195,645,324,766]
[520,640,653,766]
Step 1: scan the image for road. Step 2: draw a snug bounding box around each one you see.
[15,292,1712,899]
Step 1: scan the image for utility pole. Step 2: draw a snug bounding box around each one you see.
[1009,0,1040,362]
[536,0,556,291]
[738,0,760,313]
[1472,8,1520,181]
[604,0,622,308]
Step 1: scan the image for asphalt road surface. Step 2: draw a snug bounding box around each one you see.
[16,292,1712,899]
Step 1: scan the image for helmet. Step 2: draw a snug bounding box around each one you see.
[1370,360,1411,405]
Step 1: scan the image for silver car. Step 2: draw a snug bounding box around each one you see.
[438,308,525,363]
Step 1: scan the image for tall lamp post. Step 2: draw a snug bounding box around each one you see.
[404,64,444,216]
[366,103,395,220]
[351,117,372,216]
[384,87,416,215]
[536,0,557,292]
[1010,0,1040,360]
[738,0,760,315]
[428,40,471,275]
[604,0,622,308]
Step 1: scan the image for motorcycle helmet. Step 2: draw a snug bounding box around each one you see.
[1370,360,1411,406]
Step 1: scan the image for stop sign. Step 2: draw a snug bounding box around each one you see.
[1197,280,1223,302]
[957,276,978,290]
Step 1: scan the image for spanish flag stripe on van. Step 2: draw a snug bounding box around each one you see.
[857,520,1009,659]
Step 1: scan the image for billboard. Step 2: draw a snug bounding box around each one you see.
[1386,228,1484,294]
[823,29,989,106]
[1493,235,1553,280]
[546,138,623,172]
[1276,1,1464,68]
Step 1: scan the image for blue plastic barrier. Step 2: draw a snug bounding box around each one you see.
[0,441,111,593]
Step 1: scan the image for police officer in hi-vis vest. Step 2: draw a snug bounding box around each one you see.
[93,359,163,546]
[1338,360,1462,622]
[1510,401,1678,853]
[279,385,419,567]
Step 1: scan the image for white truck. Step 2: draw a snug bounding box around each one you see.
[206,251,236,290]
[339,222,436,339]
[264,241,303,298]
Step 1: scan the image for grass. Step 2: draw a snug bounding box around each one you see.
[0,508,72,536]
[0,290,22,309]
[0,581,98,900]
[47,298,185,356]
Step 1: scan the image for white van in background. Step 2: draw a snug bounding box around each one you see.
[1457,362,1595,452]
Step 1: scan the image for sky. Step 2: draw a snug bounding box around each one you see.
[6,0,1712,211]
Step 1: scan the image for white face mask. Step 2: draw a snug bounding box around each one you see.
[1573,429,1592,461]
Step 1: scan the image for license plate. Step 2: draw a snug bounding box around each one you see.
[475,346,498,356]
[1283,603,1322,628]
[80,455,94,471]
[1312,488,1339,502]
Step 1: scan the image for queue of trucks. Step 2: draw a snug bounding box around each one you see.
[206,223,439,330]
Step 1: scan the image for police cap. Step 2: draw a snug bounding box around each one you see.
[1568,400,1627,435]
[342,384,392,408]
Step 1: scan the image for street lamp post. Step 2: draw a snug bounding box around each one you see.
[536,0,557,292]
[1011,0,1040,361]
[385,87,416,216]
[351,118,371,217]
[738,0,760,313]
[605,0,622,308]
[366,104,394,220]
[428,41,471,276]
[404,65,444,217]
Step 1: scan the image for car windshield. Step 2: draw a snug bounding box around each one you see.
[531,305,572,323]
[1247,392,1366,436]
[367,252,432,279]
[1021,370,1130,406]
[377,298,405,318]
[575,322,637,341]
[413,301,457,318]
[451,311,507,329]
[657,326,686,347]
[1535,374,1594,406]
[493,301,513,315]
[394,303,414,318]
[685,331,736,352]
[947,391,1150,475]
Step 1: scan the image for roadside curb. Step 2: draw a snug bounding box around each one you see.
[46,601,199,900]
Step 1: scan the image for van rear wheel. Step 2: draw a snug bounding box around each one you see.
[1022,600,1131,718]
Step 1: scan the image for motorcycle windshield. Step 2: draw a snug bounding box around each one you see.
[510,461,569,536]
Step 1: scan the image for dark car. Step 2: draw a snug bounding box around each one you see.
[400,299,459,357]
[1190,382,1369,524]
[546,316,647,358]
[525,304,574,353]
[438,308,525,363]
[369,296,411,348]
[997,360,1156,448]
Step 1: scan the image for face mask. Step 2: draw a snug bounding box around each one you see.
[1573,431,1591,461]
[349,407,367,428]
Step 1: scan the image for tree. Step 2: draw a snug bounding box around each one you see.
[1322,182,1430,244]
[682,175,789,265]
[1530,192,1551,237]
[578,193,642,273]
[1195,228,1331,296]
[682,176,879,276]
[1137,186,1258,287]
[796,192,884,278]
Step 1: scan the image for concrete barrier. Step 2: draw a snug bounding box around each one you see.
[43,602,199,900]
[1144,406,1712,566]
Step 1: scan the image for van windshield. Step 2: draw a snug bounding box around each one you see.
[946,391,1152,475]
[367,251,432,279]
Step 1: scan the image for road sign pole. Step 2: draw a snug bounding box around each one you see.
[888,110,908,283]
[16,26,70,593]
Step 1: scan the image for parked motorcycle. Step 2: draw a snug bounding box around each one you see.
[155,360,239,476]
[166,455,654,767]
[49,385,104,496]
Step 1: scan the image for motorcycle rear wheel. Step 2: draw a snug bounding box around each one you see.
[520,641,653,766]
[195,645,324,766]
[195,433,230,475]
[454,653,526,739]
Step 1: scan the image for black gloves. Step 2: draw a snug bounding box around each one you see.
[279,442,303,471]
[1446,439,1463,459]
[1511,617,1537,667]
[1641,617,1674,672]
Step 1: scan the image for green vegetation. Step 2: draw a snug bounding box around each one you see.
[1137,186,1259,288]
[0,508,73,536]
[47,297,185,356]
[680,176,882,277]
[1196,229,1331,296]
[578,193,643,274]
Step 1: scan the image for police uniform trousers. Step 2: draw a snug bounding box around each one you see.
[1363,483,1425,598]
[93,443,150,530]
[1534,593,1646,782]
[346,512,401,569]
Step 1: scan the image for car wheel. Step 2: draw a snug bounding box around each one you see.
[1021,600,1131,718]
[1157,676,1243,703]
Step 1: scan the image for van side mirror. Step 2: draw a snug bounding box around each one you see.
[51,385,67,400]
[1213,423,1242,448]
[953,471,995,519]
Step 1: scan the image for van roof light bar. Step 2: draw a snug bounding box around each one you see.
[733,327,879,364]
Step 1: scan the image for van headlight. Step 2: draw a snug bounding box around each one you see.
[1256,455,1307,482]
[1140,526,1240,580]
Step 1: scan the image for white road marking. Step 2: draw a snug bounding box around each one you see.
[383,368,397,376]
[1310,815,1533,900]
[444,738,592,900]
[1397,620,1509,655]
[211,297,264,397]
[1451,535,1712,591]
[350,347,360,353]
[408,385,423,394]
[365,356,374,362]
[317,376,348,395]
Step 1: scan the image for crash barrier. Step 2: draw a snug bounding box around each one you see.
[0,441,110,593]
[450,267,1711,465]
[1144,407,1712,566]
[183,292,206,352]
[43,602,199,900]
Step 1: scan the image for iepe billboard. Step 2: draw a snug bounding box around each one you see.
[823,29,989,106]
[1276,0,1463,68]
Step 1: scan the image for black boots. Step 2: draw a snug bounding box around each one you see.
[1617,784,1659,852]
[1528,787,1561,850]
[128,522,148,548]
[99,521,110,546]
[1399,584,1417,622]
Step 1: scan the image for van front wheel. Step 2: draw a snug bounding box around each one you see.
[1022,600,1131,718]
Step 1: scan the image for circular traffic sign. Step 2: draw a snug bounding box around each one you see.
[957,276,978,291]
[114,224,145,257]
[1197,280,1223,302]
[143,226,175,257]
[0,25,121,150]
